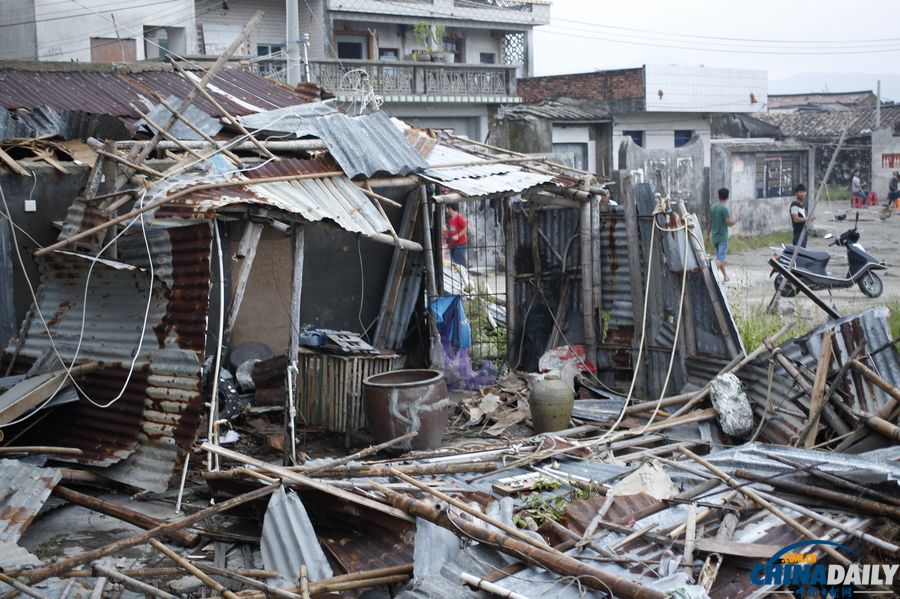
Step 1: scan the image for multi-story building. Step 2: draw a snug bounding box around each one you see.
[509,65,769,172]
[0,0,195,62]
[195,0,551,139]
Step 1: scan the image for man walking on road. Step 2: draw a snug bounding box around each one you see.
[709,188,739,282]
[790,184,813,248]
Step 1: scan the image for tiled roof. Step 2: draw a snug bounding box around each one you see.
[768,91,876,109]
[756,104,900,138]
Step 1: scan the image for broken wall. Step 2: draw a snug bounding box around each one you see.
[618,136,707,224]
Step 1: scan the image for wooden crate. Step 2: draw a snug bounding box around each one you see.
[296,349,399,433]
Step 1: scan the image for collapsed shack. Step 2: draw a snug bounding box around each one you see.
[0,35,898,599]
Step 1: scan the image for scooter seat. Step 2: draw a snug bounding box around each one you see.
[784,245,830,262]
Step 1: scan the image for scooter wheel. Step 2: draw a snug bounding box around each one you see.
[858,272,884,298]
[774,275,797,297]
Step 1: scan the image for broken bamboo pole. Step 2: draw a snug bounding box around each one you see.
[34,171,343,257]
[63,567,276,579]
[834,395,898,452]
[130,107,206,161]
[753,489,900,555]
[301,432,418,475]
[52,486,199,547]
[92,564,176,599]
[357,186,403,208]
[373,482,665,599]
[293,460,496,478]
[850,359,900,402]
[768,454,900,507]
[146,92,242,164]
[0,573,50,599]
[149,539,239,599]
[679,448,851,566]
[201,443,413,522]
[460,573,530,599]
[311,575,409,595]
[16,483,280,585]
[733,469,900,521]
[168,58,276,160]
[696,511,739,592]
[859,412,900,443]
[85,139,164,177]
[242,564,414,599]
[299,565,310,599]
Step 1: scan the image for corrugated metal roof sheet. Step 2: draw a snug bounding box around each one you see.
[499,101,610,122]
[2,225,210,492]
[235,101,339,133]
[0,62,308,119]
[138,95,222,141]
[261,487,333,587]
[295,110,428,178]
[423,142,555,197]
[154,158,392,238]
[0,459,60,544]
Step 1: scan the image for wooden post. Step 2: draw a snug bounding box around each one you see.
[224,221,264,345]
[420,186,438,300]
[285,225,305,466]
[591,195,603,353]
[803,330,834,447]
[580,199,597,365]
[149,539,239,599]
[621,177,645,395]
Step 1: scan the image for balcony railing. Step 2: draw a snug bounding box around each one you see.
[306,59,519,100]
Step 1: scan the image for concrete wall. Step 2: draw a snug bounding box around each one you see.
[197,0,285,53]
[486,117,553,155]
[612,112,712,169]
[710,144,813,236]
[28,0,194,61]
[384,102,489,141]
[644,65,767,114]
[551,124,596,173]
[0,0,37,61]
[326,0,550,28]
[618,135,707,220]
[871,127,900,200]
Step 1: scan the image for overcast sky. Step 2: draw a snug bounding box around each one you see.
[533,0,900,100]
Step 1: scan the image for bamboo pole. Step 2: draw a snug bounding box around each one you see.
[92,564,177,599]
[734,469,900,521]
[311,575,408,595]
[300,565,310,599]
[34,171,342,257]
[63,567,276,579]
[679,448,851,566]
[147,92,242,164]
[860,412,900,442]
[460,573,531,599]
[85,140,164,177]
[768,454,900,507]
[754,489,900,555]
[290,460,496,478]
[0,573,49,599]
[149,539,239,599]
[301,431,417,475]
[195,564,301,599]
[0,446,82,456]
[130,106,206,161]
[373,481,665,599]
[240,564,414,599]
[17,483,280,585]
[52,485,199,547]
[168,58,276,160]
[357,186,403,208]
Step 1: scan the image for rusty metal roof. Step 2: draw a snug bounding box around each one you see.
[153,158,392,239]
[0,459,60,544]
[2,225,210,492]
[0,61,308,119]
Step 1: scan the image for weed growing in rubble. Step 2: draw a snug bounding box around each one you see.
[734,303,808,350]
[515,492,567,528]
[704,230,792,255]
[888,301,900,347]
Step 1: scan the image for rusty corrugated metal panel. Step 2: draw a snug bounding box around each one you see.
[57,199,109,245]
[0,64,310,119]
[3,225,211,492]
[0,459,60,544]
[154,158,392,238]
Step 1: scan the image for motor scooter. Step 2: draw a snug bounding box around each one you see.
[771,213,887,298]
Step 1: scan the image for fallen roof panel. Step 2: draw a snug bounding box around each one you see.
[0,459,61,544]
[422,142,555,197]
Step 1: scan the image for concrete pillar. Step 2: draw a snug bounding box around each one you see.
[286,0,301,85]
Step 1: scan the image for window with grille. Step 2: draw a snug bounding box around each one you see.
[501,32,525,65]
[756,153,803,198]
[623,130,643,147]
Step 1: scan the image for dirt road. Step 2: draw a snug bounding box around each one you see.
[719,208,899,321]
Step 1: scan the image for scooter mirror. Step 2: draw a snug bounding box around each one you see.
[824,234,834,239]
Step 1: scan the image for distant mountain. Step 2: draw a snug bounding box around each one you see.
[770,72,899,104]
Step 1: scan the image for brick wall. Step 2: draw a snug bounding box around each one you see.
[518,67,645,104]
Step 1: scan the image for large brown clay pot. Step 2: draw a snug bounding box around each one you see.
[362,369,450,450]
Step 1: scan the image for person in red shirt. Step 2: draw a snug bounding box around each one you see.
[445,203,468,266]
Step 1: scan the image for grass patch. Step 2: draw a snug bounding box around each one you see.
[821,184,853,206]
[888,300,900,347]
[733,303,809,350]
[705,230,793,255]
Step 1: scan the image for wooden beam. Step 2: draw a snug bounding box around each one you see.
[224,221,264,344]
[803,330,834,447]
